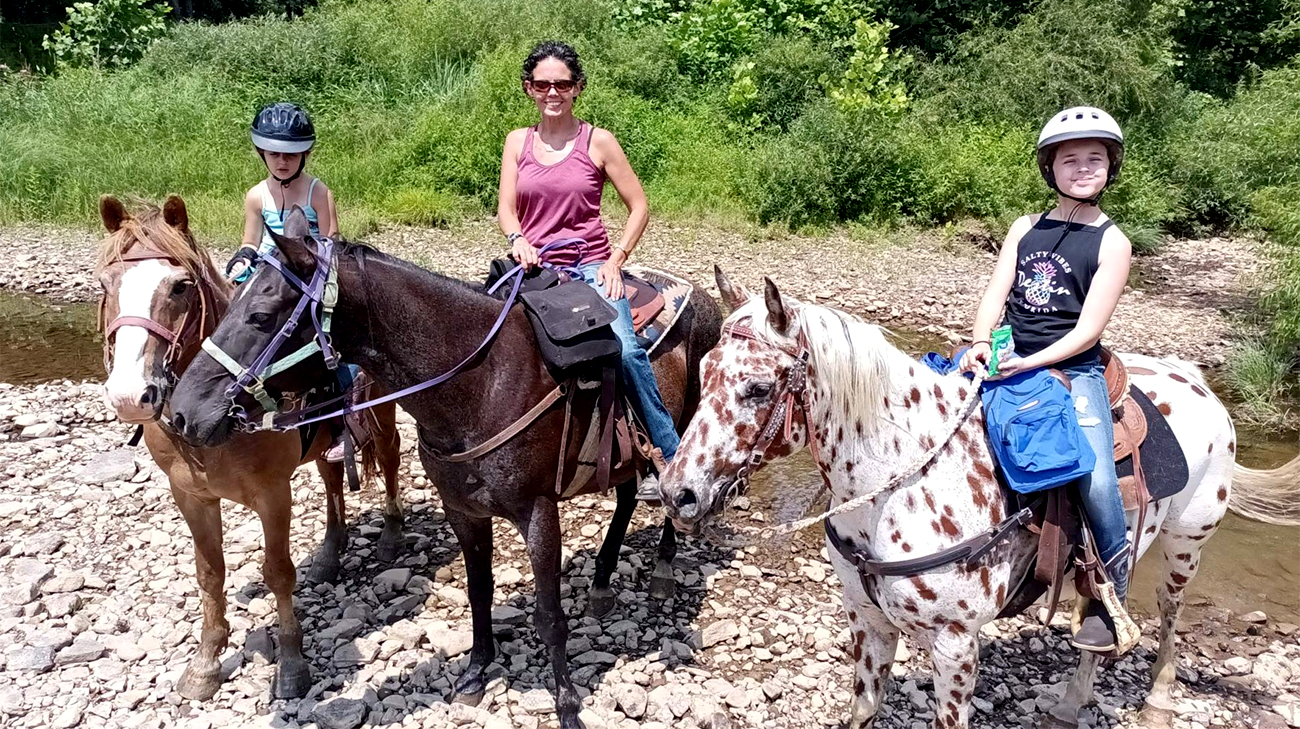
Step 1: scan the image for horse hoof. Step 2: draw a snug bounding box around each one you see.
[452,689,485,707]
[306,558,341,585]
[376,540,400,564]
[176,663,221,701]
[560,712,587,729]
[588,587,617,619]
[272,661,312,699]
[649,574,676,601]
[1140,702,1176,729]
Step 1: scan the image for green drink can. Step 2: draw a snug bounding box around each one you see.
[988,325,1015,376]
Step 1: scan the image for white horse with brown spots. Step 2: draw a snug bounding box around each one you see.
[660,268,1300,729]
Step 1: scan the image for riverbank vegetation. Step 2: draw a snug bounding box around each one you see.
[0,0,1296,416]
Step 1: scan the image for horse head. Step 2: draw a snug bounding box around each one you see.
[97,194,227,423]
[169,207,338,446]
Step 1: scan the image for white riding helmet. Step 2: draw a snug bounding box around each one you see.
[1036,106,1125,193]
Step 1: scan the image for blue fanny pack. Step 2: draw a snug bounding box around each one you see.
[980,370,1095,494]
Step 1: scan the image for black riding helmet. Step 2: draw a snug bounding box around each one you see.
[251,102,316,186]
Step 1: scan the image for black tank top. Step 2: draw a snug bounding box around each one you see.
[1003,215,1113,368]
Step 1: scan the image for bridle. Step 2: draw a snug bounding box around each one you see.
[716,319,822,505]
[199,236,341,431]
[99,247,218,385]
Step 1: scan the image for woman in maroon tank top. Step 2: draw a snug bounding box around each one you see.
[497,41,678,502]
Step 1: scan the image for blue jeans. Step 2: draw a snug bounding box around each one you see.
[577,263,679,462]
[1062,362,1129,598]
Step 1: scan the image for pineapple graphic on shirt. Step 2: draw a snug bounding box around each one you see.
[1025,261,1059,307]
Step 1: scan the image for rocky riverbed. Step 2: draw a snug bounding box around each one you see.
[0,382,1297,729]
[0,220,1262,366]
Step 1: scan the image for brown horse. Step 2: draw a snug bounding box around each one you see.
[168,210,724,729]
[95,195,403,700]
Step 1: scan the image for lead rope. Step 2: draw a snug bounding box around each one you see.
[715,369,989,545]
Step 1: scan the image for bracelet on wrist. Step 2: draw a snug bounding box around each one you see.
[506,232,523,244]
[971,339,991,347]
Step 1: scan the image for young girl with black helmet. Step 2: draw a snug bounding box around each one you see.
[226,102,339,282]
[960,107,1134,653]
[228,102,361,461]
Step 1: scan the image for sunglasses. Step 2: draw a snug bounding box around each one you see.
[527,79,578,94]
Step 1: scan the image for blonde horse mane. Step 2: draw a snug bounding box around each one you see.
[733,294,896,434]
[95,203,226,288]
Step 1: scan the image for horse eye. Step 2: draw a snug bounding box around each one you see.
[171,280,193,296]
[744,382,773,399]
[248,311,273,329]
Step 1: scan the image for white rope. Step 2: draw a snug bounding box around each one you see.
[732,370,988,543]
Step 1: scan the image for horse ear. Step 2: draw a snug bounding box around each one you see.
[271,209,318,278]
[100,195,129,233]
[714,265,752,312]
[162,195,191,237]
[763,277,791,335]
[283,205,312,242]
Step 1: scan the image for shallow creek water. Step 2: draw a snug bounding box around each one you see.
[2,290,1297,620]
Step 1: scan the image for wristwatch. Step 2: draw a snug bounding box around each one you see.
[613,244,631,260]
[506,232,523,244]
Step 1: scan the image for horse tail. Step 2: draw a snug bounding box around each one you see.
[1229,453,1300,526]
[356,409,382,487]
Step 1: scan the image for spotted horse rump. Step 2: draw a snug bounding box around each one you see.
[660,267,1299,729]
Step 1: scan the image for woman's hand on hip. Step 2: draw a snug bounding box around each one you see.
[596,259,624,300]
[511,237,539,270]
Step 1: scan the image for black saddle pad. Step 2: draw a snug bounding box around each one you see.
[1117,385,1190,502]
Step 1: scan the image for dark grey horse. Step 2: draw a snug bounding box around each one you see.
[170,211,722,729]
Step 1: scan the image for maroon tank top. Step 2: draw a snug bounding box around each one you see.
[515,121,611,267]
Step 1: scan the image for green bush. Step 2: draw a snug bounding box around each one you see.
[726,36,835,130]
[915,0,1187,136]
[43,0,170,70]
[1166,64,1300,235]
[1170,0,1300,98]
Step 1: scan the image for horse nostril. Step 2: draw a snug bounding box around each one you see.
[171,412,186,435]
[140,384,159,407]
[674,488,698,512]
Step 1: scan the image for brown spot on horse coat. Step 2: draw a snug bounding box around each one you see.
[1228,441,1236,453]
[1191,384,1208,397]
[909,387,921,406]
[1157,402,1172,416]
[1169,373,1189,383]
[1217,487,1227,501]
[911,577,937,601]
[938,514,960,538]
[979,567,992,597]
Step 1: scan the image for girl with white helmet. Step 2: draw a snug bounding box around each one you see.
[960,106,1134,652]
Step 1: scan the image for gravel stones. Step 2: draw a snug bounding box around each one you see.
[75,448,137,485]
[6,646,55,673]
[311,698,369,729]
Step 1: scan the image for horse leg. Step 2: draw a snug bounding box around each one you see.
[520,496,584,729]
[308,459,347,584]
[829,543,900,728]
[929,624,979,729]
[446,510,495,704]
[171,489,228,701]
[649,516,677,600]
[1041,652,1101,729]
[255,490,312,699]
[373,404,404,563]
[589,479,636,618]
[847,605,899,728]
[1142,528,1209,726]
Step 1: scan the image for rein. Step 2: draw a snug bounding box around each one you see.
[206,237,577,433]
[714,319,987,542]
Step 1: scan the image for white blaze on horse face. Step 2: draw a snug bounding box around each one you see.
[103,259,173,421]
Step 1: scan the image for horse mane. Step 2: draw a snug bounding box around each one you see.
[94,204,226,289]
[342,240,491,296]
[731,294,895,433]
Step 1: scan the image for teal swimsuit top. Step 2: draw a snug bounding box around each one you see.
[257,178,321,254]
